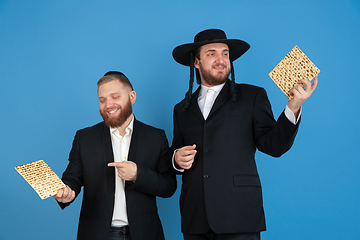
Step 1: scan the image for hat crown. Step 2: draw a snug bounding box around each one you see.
[173,28,249,66]
[194,29,227,43]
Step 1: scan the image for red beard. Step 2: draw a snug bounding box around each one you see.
[100,99,133,128]
[199,63,230,86]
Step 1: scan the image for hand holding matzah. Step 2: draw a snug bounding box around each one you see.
[287,75,318,117]
[14,160,66,199]
[269,45,320,117]
[54,185,75,203]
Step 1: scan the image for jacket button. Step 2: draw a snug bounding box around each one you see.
[204,175,209,179]
[204,149,208,153]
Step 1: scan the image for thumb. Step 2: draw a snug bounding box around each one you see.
[55,188,64,198]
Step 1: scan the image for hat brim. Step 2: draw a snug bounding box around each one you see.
[172,39,250,66]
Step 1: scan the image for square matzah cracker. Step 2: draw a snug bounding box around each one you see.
[15,160,65,199]
[268,45,320,99]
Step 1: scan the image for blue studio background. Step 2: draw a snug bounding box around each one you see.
[1,0,359,239]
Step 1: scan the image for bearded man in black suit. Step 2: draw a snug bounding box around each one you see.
[54,71,176,240]
[171,29,318,240]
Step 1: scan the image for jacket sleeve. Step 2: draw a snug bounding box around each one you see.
[127,129,177,198]
[57,130,84,209]
[170,105,187,175]
[252,87,300,157]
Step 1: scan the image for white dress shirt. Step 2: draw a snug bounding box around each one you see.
[198,83,225,119]
[109,117,134,227]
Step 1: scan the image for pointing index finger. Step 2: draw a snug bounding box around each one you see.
[107,162,124,168]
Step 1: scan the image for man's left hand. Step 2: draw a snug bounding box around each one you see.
[287,74,318,118]
[108,161,138,182]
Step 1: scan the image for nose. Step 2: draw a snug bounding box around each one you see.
[106,99,116,109]
[101,98,114,110]
[216,54,226,64]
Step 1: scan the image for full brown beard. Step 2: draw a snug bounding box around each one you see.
[199,62,230,86]
[100,98,133,128]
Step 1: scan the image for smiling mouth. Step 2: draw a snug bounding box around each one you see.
[214,65,226,70]
[108,109,119,115]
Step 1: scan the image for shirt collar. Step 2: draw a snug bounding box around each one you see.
[199,82,226,99]
[110,115,134,136]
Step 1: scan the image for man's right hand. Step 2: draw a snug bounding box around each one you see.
[174,144,197,170]
[54,186,75,203]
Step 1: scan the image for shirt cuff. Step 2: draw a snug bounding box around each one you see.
[172,149,184,172]
[284,105,301,125]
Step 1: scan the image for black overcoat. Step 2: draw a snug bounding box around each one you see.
[171,80,299,234]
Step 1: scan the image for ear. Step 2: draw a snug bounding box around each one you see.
[194,57,200,70]
[130,91,136,104]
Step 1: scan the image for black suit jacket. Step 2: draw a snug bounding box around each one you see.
[171,80,299,234]
[59,118,176,240]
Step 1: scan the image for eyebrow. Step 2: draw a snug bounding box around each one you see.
[205,48,229,53]
[98,92,121,99]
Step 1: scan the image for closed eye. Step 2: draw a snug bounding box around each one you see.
[111,93,121,99]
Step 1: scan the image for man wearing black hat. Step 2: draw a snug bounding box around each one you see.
[54,71,177,240]
[171,29,317,239]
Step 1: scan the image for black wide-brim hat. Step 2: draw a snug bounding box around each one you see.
[172,29,250,66]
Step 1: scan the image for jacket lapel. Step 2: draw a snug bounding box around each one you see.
[125,117,139,187]
[189,87,205,122]
[207,80,231,119]
[128,117,139,164]
[103,122,115,195]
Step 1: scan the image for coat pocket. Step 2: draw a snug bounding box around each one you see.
[233,174,261,187]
